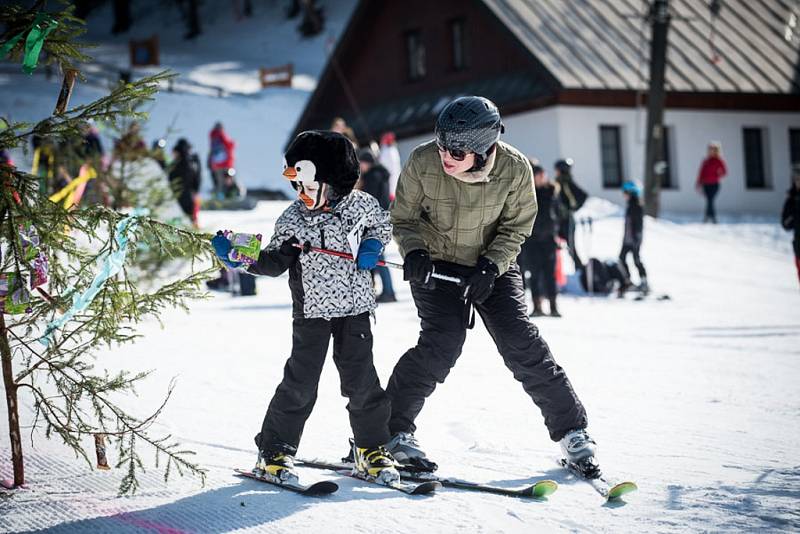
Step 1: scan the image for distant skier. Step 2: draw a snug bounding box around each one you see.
[618,180,648,296]
[782,164,800,286]
[553,158,588,269]
[358,148,396,302]
[378,131,402,201]
[208,122,235,198]
[519,163,560,317]
[695,141,727,223]
[168,138,202,228]
[387,96,598,477]
[212,131,400,485]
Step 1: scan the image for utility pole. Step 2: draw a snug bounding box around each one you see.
[643,0,671,217]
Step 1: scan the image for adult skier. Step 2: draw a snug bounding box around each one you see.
[167,138,202,228]
[358,148,396,303]
[553,158,587,269]
[782,164,800,286]
[519,163,560,317]
[208,122,235,198]
[386,96,598,476]
[695,141,727,223]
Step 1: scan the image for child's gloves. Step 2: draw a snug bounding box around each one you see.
[279,236,302,258]
[211,231,243,269]
[357,238,383,270]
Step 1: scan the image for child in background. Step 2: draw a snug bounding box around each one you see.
[618,180,648,296]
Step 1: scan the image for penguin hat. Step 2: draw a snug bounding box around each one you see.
[282,130,360,210]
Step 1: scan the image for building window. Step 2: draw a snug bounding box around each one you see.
[790,128,800,167]
[599,125,623,188]
[742,127,770,189]
[661,125,675,189]
[405,30,426,81]
[450,18,468,71]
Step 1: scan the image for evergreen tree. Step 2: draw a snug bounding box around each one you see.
[1,3,217,494]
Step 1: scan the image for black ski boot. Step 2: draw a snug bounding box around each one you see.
[353,444,400,484]
[254,443,298,483]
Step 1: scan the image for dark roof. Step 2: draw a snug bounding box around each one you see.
[303,71,553,140]
[482,0,800,93]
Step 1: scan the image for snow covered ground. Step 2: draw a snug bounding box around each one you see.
[2,2,799,531]
[1,199,798,533]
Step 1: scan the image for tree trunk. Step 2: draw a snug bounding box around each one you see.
[0,313,24,487]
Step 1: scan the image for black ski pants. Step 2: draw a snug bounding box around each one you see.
[386,262,587,442]
[703,183,720,222]
[619,243,647,281]
[255,312,391,452]
[521,240,558,300]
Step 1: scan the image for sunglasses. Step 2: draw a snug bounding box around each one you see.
[437,142,469,162]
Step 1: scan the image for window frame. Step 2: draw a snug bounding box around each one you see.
[404,29,426,82]
[449,17,468,71]
[742,127,771,190]
[660,125,677,190]
[789,128,800,168]
[599,125,624,189]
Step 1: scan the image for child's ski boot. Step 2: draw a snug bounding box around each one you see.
[353,445,401,485]
[254,445,299,484]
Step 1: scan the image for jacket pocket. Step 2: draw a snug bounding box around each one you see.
[419,175,455,232]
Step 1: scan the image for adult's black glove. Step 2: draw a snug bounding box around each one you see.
[403,249,433,285]
[466,256,499,304]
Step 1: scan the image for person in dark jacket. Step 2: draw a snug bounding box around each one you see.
[782,164,800,286]
[168,138,202,228]
[554,158,587,269]
[359,148,396,302]
[618,180,647,296]
[519,164,560,317]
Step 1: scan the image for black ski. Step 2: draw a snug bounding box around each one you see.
[558,459,637,501]
[297,458,556,499]
[346,468,441,495]
[234,468,338,496]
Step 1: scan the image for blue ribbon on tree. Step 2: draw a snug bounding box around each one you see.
[39,209,149,346]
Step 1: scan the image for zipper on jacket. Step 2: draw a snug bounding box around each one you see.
[320,227,326,249]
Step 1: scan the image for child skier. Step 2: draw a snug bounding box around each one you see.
[212,130,400,485]
[618,180,648,296]
[782,164,800,287]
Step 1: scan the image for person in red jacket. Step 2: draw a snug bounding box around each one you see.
[695,141,727,223]
[208,122,236,199]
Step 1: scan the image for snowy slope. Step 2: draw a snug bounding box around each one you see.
[0,0,358,195]
[1,202,798,533]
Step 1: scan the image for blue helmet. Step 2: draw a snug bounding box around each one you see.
[622,180,641,196]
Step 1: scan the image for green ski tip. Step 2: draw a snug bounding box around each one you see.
[607,481,638,501]
[531,480,558,498]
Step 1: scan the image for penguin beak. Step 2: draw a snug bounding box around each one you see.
[283,167,297,180]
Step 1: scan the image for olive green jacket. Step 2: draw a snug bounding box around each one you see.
[391,140,537,274]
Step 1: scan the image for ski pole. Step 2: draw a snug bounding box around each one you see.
[292,242,465,286]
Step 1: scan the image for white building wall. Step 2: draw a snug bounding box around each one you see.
[395,105,800,215]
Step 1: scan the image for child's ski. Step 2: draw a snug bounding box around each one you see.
[347,469,441,495]
[234,468,338,496]
[296,458,555,499]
